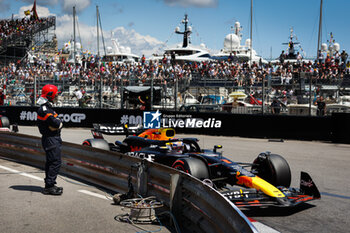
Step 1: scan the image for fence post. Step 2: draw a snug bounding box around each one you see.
[308,73,312,116]
[151,74,154,110]
[170,174,183,227]
[175,77,178,111]
[34,75,37,105]
[120,77,124,110]
[100,75,103,108]
[262,74,265,114]
[136,160,148,197]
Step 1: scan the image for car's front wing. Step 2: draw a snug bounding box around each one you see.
[220,172,320,208]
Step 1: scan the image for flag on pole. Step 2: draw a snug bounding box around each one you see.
[24,10,31,16]
[31,0,39,20]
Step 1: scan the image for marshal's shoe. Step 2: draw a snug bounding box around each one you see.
[42,186,63,195]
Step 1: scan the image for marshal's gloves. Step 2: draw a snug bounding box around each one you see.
[49,122,63,131]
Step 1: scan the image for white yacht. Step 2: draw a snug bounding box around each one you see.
[102,36,140,65]
[326,95,350,114]
[150,14,211,63]
[213,21,267,64]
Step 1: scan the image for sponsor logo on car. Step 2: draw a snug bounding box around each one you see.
[127,151,155,162]
[300,179,314,188]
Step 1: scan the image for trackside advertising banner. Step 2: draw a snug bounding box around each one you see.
[2,106,348,143]
[0,106,223,132]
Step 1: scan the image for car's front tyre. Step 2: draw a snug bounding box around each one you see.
[252,152,291,187]
[172,157,209,179]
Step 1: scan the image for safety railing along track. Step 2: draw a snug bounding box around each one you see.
[0,132,257,233]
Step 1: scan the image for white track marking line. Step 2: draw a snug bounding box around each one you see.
[251,222,280,233]
[0,165,43,181]
[0,165,111,201]
[77,189,111,200]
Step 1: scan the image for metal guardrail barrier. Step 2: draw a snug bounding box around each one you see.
[0,132,257,233]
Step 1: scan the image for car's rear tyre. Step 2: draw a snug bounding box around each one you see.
[179,105,186,112]
[0,116,10,128]
[179,105,199,112]
[187,105,199,112]
[172,157,209,179]
[252,153,291,187]
[82,138,110,151]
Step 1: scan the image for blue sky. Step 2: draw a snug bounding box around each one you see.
[0,0,349,59]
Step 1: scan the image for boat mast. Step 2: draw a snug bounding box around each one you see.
[317,0,323,60]
[176,14,191,48]
[270,46,272,60]
[250,0,253,66]
[230,26,233,53]
[96,5,100,58]
[73,6,76,65]
[97,9,107,56]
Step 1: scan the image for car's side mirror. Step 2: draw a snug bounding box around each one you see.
[213,145,222,153]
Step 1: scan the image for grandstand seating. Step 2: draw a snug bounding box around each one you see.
[0,16,55,62]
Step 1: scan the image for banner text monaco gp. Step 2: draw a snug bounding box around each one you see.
[83,124,321,208]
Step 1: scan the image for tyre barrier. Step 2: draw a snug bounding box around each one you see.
[0,132,257,233]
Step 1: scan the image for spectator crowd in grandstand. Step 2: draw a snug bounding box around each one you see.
[0,50,349,88]
[0,16,349,109]
[0,17,54,47]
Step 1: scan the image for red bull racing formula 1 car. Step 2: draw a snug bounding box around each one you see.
[83,124,320,208]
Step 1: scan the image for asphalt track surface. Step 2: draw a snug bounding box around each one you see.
[1,126,350,233]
